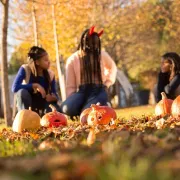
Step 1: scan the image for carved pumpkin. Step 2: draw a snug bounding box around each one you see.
[80,103,101,125]
[171,95,180,118]
[155,92,173,117]
[87,104,117,126]
[12,108,41,132]
[80,108,91,125]
[41,105,67,127]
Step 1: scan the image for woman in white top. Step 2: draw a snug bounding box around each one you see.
[60,26,117,117]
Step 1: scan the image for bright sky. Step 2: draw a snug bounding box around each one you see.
[0,1,20,62]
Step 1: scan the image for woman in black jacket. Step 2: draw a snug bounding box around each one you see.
[155,52,180,102]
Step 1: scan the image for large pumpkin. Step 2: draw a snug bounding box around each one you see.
[41,105,67,127]
[171,95,180,118]
[87,104,117,126]
[155,92,173,117]
[12,108,41,133]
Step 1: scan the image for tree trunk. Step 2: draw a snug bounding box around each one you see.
[52,4,66,101]
[32,2,38,45]
[1,0,12,126]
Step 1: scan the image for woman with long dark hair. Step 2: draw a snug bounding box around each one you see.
[155,52,180,102]
[60,26,117,117]
[12,46,60,116]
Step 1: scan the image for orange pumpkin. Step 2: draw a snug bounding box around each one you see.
[87,104,117,126]
[171,95,180,118]
[41,105,67,127]
[155,92,173,117]
[12,108,41,132]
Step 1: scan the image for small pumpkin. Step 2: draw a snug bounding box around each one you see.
[155,92,173,117]
[87,104,117,126]
[171,95,180,118]
[12,108,41,133]
[41,105,67,127]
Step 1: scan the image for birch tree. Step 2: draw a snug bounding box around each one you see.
[0,0,12,126]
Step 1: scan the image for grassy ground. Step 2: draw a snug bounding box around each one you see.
[116,105,155,119]
[0,105,180,180]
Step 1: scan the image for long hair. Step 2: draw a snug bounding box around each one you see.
[78,29,102,85]
[27,46,51,93]
[162,52,180,80]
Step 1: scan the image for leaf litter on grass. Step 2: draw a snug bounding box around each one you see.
[0,113,180,180]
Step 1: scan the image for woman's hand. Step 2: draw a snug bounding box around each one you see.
[32,83,46,98]
[46,93,57,102]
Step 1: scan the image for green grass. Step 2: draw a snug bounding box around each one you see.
[116,105,155,119]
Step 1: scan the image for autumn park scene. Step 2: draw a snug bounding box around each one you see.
[0,0,180,179]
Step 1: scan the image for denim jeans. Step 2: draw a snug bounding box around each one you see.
[16,89,61,117]
[60,84,108,117]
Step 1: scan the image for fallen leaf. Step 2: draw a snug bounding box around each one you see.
[87,128,96,146]
[156,118,165,129]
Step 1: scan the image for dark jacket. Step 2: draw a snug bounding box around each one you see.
[155,72,180,102]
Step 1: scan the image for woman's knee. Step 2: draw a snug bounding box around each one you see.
[16,89,31,99]
[60,101,81,117]
[61,103,75,116]
[60,93,85,116]
[16,89,32,105]
[16,89,32,111]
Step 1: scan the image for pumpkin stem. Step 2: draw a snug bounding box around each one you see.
[161,92,167,100]
[49,104,56,112]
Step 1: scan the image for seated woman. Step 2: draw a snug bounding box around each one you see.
[60,26,117,117]
[12,46,60,116]
[155,52,180,102]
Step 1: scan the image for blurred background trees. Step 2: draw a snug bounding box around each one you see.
[4,0,180,89]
